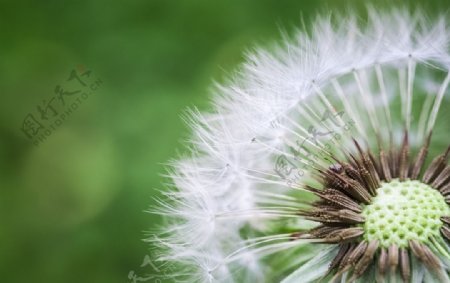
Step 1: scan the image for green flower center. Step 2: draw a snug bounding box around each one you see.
[362,179,450,248]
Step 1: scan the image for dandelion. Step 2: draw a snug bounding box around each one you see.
[152,7,450,282]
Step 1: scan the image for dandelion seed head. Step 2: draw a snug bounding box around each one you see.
[153,6,450,282]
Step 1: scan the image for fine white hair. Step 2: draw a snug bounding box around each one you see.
[151,7,450,282]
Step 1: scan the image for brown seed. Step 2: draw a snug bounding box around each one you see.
[432,165,450,189]
[409,240,425,259]
[310,225,342,238]
[326,172,371,204]
[300,206,348,224]
[410,133,431,179]
[363,154,381,194]
[352,140,380,195]
[328,243,351,271]
[368,151,382,181]
[380,150,392,182]
[440,216,450,226]
[337,243,357,270]
[398,132,409,181]
[346,152,359,170]
[319,189,362,213]
[323,227,364,243]
[400,248,410,283]
[388,244,399,273]
[329,209,365,224]
[423,146,450,184]
[358,165,377,196]
[409,240,440,271]
[378,248,388,276]
[344,177,372,204]
[440,226,450,241]
[390,147,398,178]
[339,241,367,270]
[349,240,379,281]
[439,182,450,196]
[343,163,364,183]
[421,244,441,270]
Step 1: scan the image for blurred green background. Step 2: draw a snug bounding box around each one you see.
[1,1,450,283]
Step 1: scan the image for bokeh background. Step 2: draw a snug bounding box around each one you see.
[1,1,450,283]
